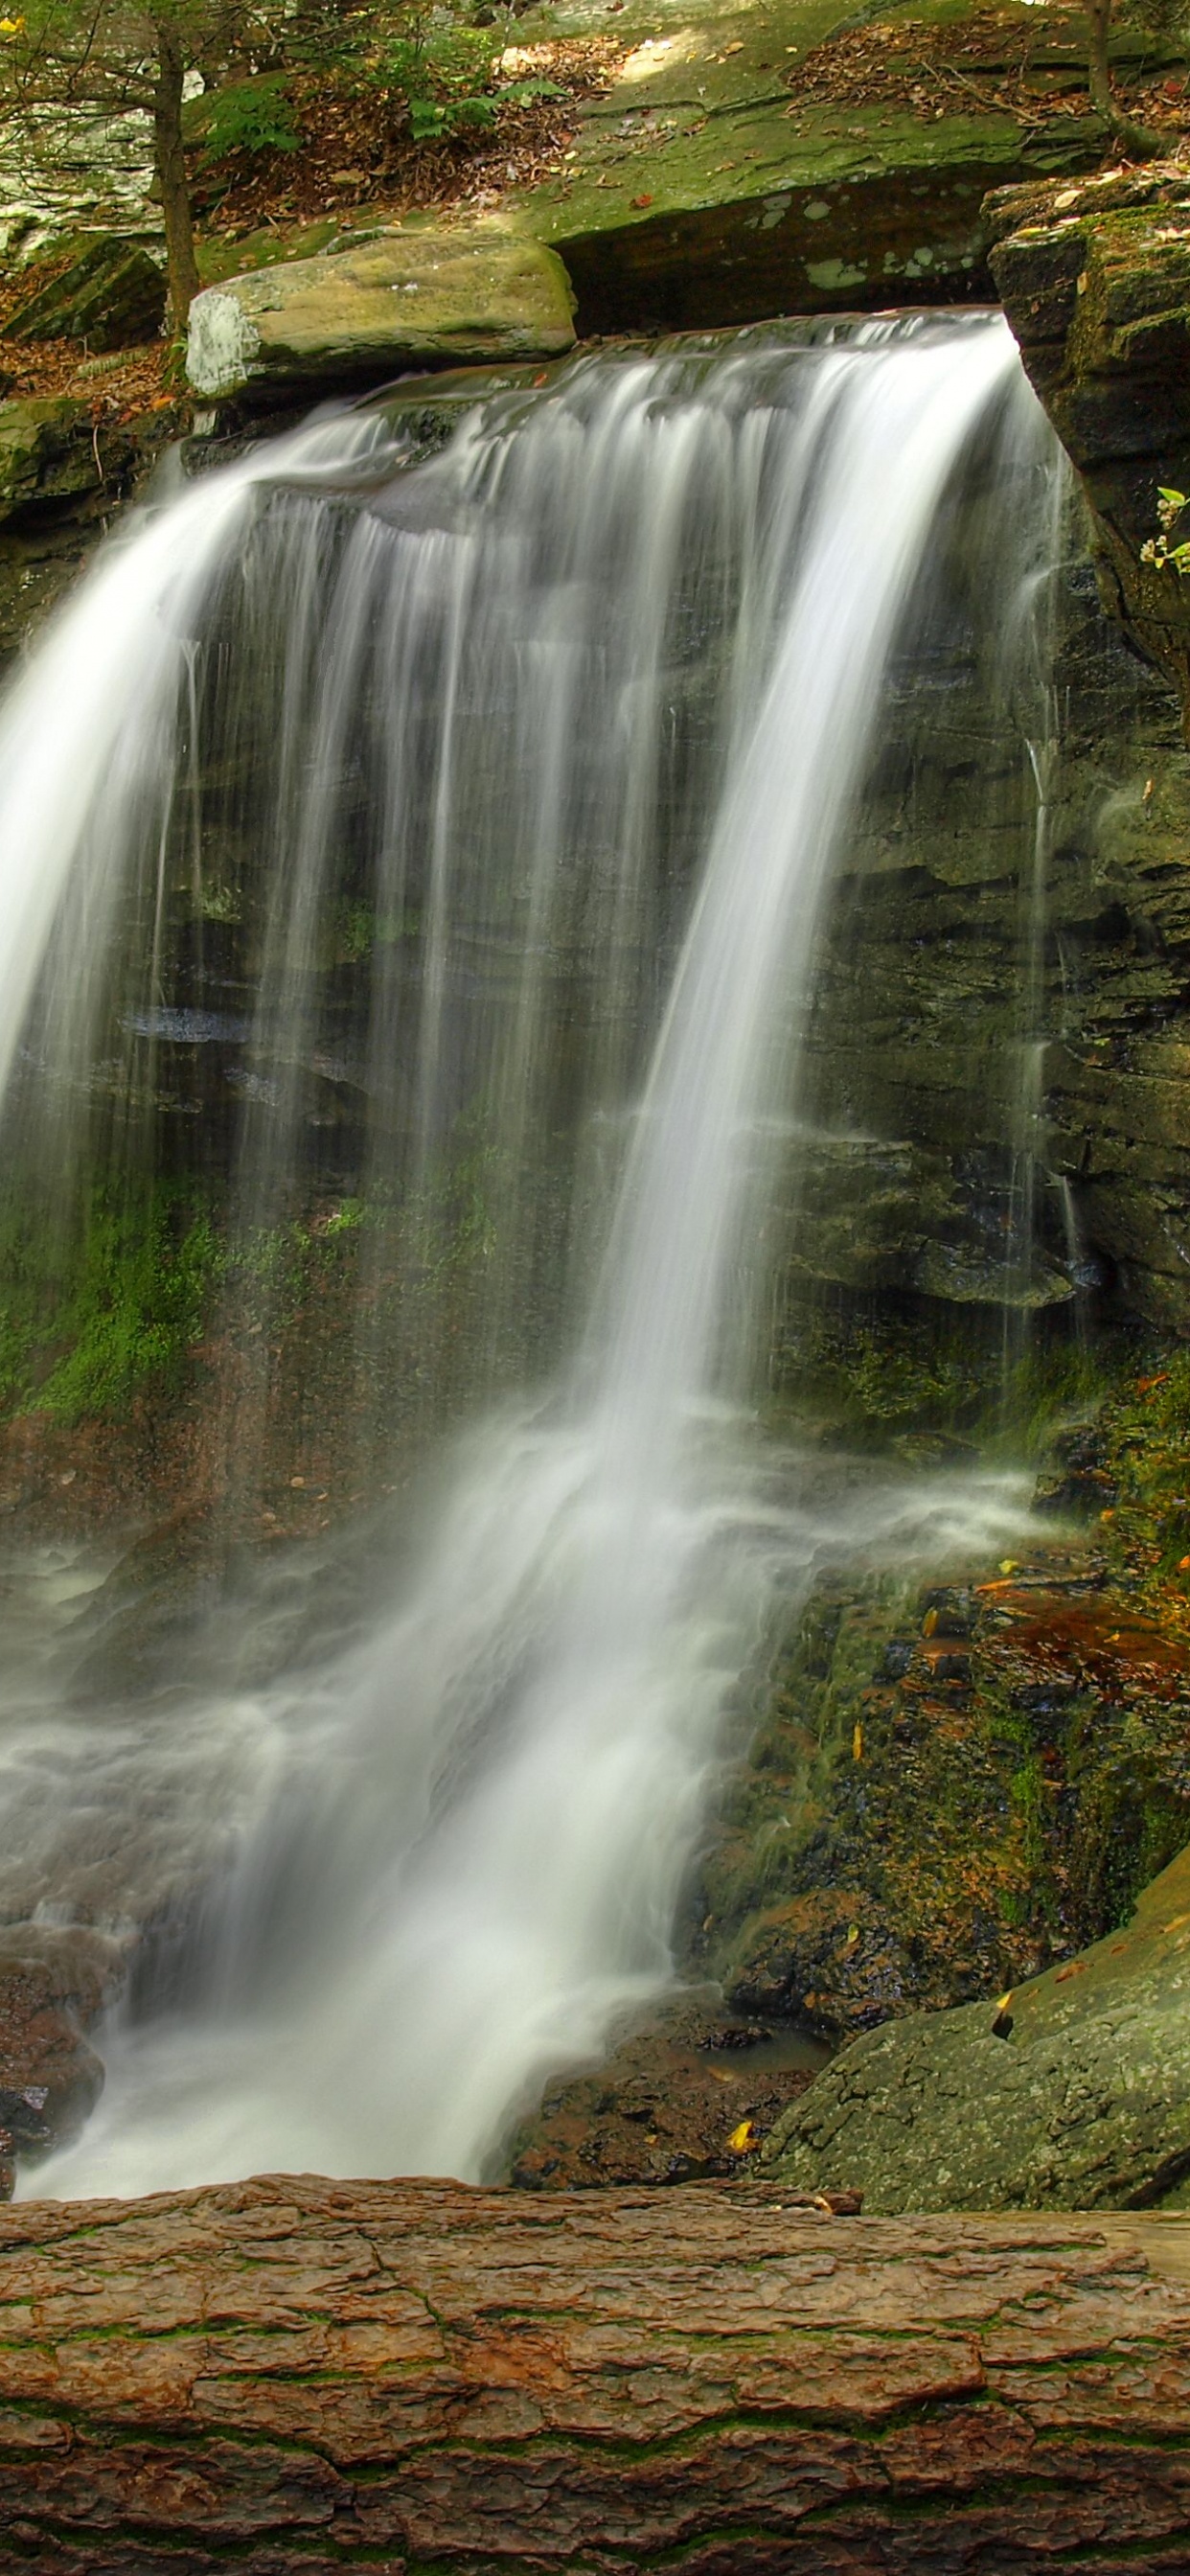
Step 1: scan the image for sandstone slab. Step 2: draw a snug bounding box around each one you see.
[505,0,1146,332]
[186,229,577,405]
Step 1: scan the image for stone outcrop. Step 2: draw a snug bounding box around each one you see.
[506,0,1163,333]
[0,104,155,266]
[0,398,96,518]
[976,172,1190,1333]
[0,398,176,681]
[689,1492,1190,2030]
[186,229,577,405]
[789,463,1190,1341]
[0,1926,119,2190]
[2,2174,1190,2568]
[764,1836,1190,2213]
[5,235,166,350]
[988,166,1190,724]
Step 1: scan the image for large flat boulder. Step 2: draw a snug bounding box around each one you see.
[763,1839,1190,2212]
[186,228,577,405]
[503,0,1175,331]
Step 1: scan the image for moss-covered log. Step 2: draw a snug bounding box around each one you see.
[2,2176,1190,2568]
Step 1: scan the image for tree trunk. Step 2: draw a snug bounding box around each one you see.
[1086,0,1165,159]
[1,2174,1190,2569]
[152,16,200,328]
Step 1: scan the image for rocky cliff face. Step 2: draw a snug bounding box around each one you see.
[989,165,1190,724]
[0,397,174,682]
[786,467,1190,1353]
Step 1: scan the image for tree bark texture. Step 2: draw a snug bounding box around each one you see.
[1,2176,1190,2571]
[152,17,200,325]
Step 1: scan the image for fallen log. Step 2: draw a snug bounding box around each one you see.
[1,2176,1189,2571]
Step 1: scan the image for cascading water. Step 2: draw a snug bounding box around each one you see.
[0,313,1058,2198]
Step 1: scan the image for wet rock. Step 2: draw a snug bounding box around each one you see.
[0,1923,123,2193]
[781,486,1190,1341]
[186,228,577,406]
[763,1835,1190,2212]
[0,393,174,675]
[987,166,1190,724]
[506,1992,825,2188]
[0,396,94,522]
[723,1889,914,2038]
[692,1530,1190,2049]
[5,234,166,350]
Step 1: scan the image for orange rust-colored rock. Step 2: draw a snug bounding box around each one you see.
[1,2175,1190,2567]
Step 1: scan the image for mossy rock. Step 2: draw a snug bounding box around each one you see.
[989,166,1190,723]
[0,398,93,524]
[505,0,1125,332]
[763,1836,1190,2211]
[186,228,577,405]
[5,236,166,352]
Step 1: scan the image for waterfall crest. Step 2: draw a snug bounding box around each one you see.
[0,315,1051,2196]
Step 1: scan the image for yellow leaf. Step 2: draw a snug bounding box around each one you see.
[852,1721,863,1761]
[727,2119,758,2154]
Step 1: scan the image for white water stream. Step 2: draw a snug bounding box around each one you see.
[0,316,1050,2196]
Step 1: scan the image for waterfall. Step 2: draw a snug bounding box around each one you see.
[0,314,1049,2198]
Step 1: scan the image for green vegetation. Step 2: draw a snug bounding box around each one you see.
[0,1182,221,1422]
[0,3,282,321]
[1141,487,1190,578]
[0,0,564,329]
[195,68,301,164]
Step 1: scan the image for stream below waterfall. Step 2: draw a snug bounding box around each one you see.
[0,312,1064,2196]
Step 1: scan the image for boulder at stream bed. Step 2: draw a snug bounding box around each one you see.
[764,1837,1190,2212]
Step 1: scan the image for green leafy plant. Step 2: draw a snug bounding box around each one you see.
[195,69,301,163]
[0,1184,223,1424]
[1141,487,1190,577]
[378,21,502,142]
[500,75,564,105]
